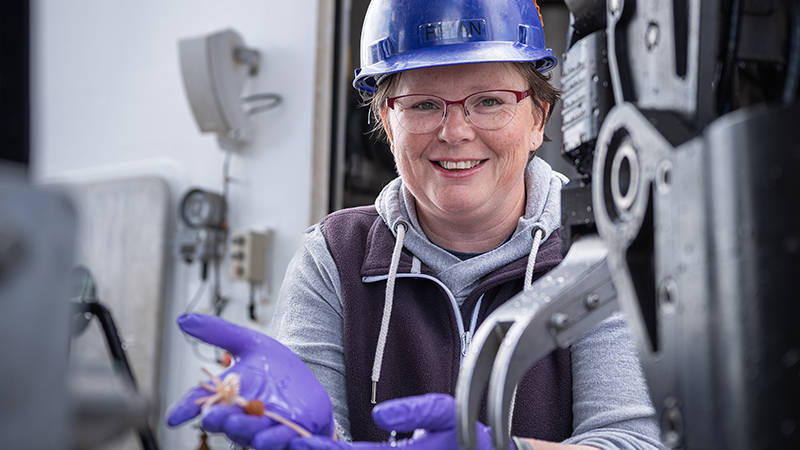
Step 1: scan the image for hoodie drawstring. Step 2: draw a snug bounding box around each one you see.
[371,222,543,403]
[509,225,544,426]
[524,225,545,291]
[371,221,407,404]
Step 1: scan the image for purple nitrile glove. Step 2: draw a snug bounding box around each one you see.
[288,394,513,450]
[167,313,335,450]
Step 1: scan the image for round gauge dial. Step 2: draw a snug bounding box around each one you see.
[180,189,226,229]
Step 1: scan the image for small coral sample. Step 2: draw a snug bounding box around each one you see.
[194,368,312,437]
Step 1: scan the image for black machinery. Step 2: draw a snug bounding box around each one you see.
[457,0,800,449]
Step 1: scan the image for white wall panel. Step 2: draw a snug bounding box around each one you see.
[31,1,330,448]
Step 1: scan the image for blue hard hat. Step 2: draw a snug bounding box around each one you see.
[353,0,558,93]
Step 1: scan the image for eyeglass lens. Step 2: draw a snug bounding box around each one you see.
[390,90,524,134]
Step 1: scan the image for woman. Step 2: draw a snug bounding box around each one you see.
[168,1,664,449]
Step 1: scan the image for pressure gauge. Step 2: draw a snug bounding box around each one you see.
[179,188,226,229]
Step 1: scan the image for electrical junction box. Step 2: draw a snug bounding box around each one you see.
[229,229,270,283]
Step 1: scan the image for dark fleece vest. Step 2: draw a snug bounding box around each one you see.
[322,206,573,442]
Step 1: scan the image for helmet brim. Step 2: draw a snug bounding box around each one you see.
[353,41,558,93]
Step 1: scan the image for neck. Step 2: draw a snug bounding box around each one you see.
[416,187,527,253]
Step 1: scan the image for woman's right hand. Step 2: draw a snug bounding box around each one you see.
[289,394,511,450]
[166,313,335,449]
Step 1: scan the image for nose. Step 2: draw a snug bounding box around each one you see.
[438,103,474,143]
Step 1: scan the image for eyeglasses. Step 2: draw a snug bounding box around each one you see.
[386,89,533,134]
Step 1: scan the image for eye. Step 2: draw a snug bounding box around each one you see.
[411,100,440,111]
[394,95,442,112]
[476,97,503,108]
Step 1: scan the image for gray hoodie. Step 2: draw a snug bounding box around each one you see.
[273,158,664,449]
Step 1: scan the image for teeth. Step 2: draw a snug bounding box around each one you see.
[439,160,481,170]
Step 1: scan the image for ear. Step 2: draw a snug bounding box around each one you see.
[530,101,549,150]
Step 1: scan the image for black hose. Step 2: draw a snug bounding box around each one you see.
[718,0,744,114]
[75,302,160,450]
[86,302,137,384]
[783,0,800,105]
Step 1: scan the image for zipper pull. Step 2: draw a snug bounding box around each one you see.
[461,331,472,356]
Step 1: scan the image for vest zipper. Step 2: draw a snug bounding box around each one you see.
[363,274,485,367]
[463,294,484,359]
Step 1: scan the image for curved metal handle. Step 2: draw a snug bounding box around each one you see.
[456,235,618,449]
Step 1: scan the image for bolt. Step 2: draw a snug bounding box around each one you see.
[658,278,678,317]
[585,293,600,309]
[661,405,684,448]
[656,160,673,195]
[646,22,660,51]
[550,312,570,331]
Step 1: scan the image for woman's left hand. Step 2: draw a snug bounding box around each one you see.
[288,393,508,450]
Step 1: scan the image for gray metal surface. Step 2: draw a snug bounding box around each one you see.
[0,167,164,449]
[69,365,151,450]
[592,103,715,448]
[0,165,76,448]
[592,101,800,449]
[561,29,613,176]
[456,0,800,448]
[456,236,617,450]
[606,0,720,127]
[701,102,800,449]
[58,175,172,450]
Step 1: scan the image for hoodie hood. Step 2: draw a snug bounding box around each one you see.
[374,156,568,301]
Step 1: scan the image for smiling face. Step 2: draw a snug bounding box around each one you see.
[382,63,547,247]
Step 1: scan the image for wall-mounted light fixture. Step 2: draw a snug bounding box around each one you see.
[178,28,281,152]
